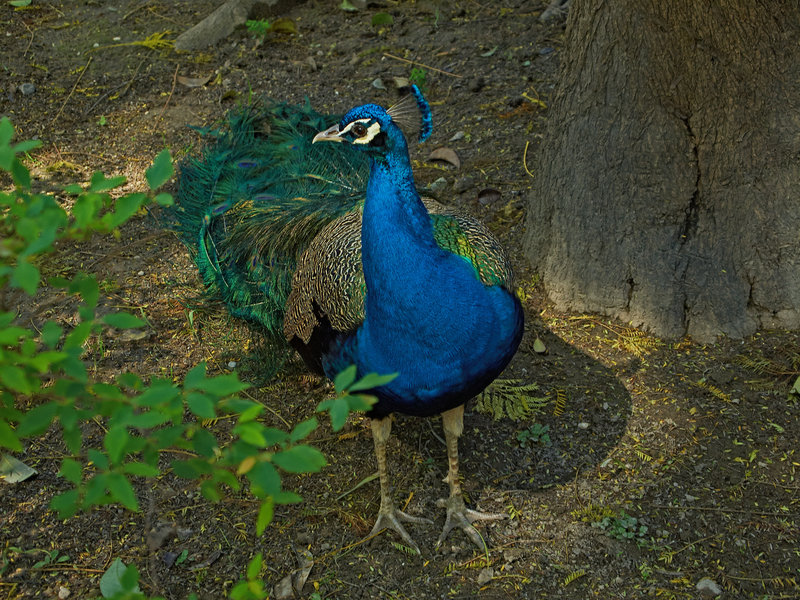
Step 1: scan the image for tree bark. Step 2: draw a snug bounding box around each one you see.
[525,0,800,341]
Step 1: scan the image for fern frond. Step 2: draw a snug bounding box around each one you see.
[475,379,547,421]
[562,569,586,587]
[693,379,731,402]
[553,388,567,416]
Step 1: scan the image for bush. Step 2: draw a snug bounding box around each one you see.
[0,117,387,598]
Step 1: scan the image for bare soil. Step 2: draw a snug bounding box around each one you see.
[2,1,799,599]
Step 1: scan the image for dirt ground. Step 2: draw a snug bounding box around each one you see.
[2,1,799,599]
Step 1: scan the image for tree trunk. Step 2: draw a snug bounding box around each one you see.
[525,0,800,342]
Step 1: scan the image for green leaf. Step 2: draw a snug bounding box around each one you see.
[272,445,326,473]
[348,371,398,392]
[104,426,130,465]
[11,260,39,295]
[102,312,145,329]
[246,553,263,580]
[190,428,218,458]
[9,0,33,7]
[63,321,92,350]
[107,472,139,511]
[16,402,58,437]
[256,497,274,535]
[88,171,126,193]
[11,158,31,189]
[0,117,14,148]
[247,461,281,497]
[0,365,32,395]
[100,558,142,597]
[88,450,110,472]
[318,396,350,431]
[41,321,63,349]
[58,458,83,484]
[235,422,268,447]
[154,192,174,206]
[187,392,216,419]
[371,12,394,26]
[50,489,81,519]
[202,374,249,397]
[333,364,357,394]
[0,326,29,345]
[72,274,100,306]
[146,149,173,190]
[184,362,207,390]
[71,193,103,229]
[289,417,318,443]
[106,193,146,228]
[0,419,23,452]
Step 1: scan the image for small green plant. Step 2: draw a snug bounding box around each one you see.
[517,423,551,448]
[592,510,648,542]
[371,12,393,27]
[246,19,271,38]
[409,67,427,91]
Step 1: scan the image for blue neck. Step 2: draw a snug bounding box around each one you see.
[360,152,440,328]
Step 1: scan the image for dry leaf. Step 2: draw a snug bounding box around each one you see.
[429,147,461,169]
[177,74,213,88]
[478,188,502,205]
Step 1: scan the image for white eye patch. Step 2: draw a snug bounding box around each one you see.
[341,118,382,145]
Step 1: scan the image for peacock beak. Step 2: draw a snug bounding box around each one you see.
[312,124,345,144]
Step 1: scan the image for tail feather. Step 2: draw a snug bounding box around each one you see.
[172,100,369,336]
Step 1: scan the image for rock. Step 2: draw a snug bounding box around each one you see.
[371,77,386,90]
[453,175,475,194]
[449,131,465,142]
[696,577,723,597]
[428,177,448,196]
[273,575,294,600]
[477,567,494,584]
[468,77,485,93]
[58,587,70,599]
[18,83,36,96]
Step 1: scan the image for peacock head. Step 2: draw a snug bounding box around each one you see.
[312,85,432,159]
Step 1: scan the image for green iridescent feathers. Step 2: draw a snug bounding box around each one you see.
[173,99,515,353]
[173,100,368,336]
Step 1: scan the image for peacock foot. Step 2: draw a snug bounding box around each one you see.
[368,508,433,554]
[435,494,506,550]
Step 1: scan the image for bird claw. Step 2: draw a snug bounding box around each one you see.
[368,509,433,554]
[435,496,506,550]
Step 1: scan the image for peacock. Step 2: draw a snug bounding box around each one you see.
[173,86,524,552]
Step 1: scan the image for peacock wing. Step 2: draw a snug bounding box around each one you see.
[424,199,515,290]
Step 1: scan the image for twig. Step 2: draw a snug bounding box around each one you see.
[523,141,534,178]
[383,52,462,78]
[153,64,179,133]
[51,56,93,127]
[84,58,146,116]
[22,20,34,56]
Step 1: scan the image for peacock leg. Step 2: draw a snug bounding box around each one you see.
[367,416,432,554]
[435,404,506,550]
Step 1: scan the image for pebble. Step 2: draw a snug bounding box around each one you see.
[477,567,494,585]
[371,77,386,90]
[453,175,475,194]
[428,177,448,196]
[227,361,237,369]
[58,587,70,599]
[18,83,36,96]
[578,421,589,429]
[468,76,485,93]
[696,577,722,597]
[137,270,145,276]
[449,131,465,142]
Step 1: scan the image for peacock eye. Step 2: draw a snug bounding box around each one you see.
[351,122,368,137]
